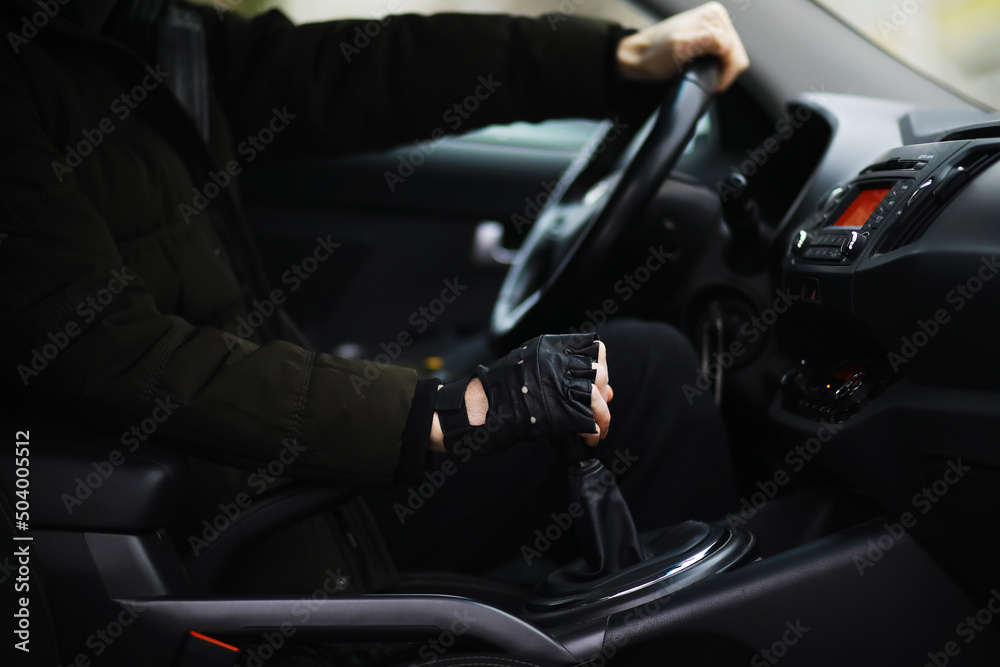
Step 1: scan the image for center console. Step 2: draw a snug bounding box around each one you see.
[783,137,1000,402]
[768,128,1000,629]
[790,144,947,267]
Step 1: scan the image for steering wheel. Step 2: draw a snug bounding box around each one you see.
[490,59,720,351]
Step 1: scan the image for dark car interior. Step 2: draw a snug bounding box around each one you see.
[4,0,1000,665]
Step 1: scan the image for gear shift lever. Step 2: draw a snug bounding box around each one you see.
[563,460,643,581]
[532,458,646,598]
[523,458,757,626]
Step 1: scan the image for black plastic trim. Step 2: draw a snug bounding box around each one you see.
[124,595,595,665]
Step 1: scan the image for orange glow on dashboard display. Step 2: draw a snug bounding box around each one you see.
[833,188,891,227]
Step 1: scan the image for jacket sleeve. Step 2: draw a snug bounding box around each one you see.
[197,8,622,158]
[0,53,423,487]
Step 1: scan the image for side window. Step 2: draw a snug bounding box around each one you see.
[814,0,1000,110]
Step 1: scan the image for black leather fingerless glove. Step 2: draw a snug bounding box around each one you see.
[435,333,600,457]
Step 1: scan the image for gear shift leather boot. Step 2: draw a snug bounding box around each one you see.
[541,459,643,588]
[523,459,756,626]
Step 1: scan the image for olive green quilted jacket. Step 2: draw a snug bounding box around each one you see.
[0,1,632,485]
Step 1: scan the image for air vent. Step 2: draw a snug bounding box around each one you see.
[873,146,1000,256]
[860,158,922,174]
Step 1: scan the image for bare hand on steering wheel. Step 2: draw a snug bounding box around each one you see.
[618,2,749,91]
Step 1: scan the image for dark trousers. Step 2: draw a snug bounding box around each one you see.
[363,319,737,581]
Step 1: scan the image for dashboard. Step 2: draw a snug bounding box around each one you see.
[665,90,1000,592]
[784,135,1000,411]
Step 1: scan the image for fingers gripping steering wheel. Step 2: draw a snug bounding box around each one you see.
[490,59,720,351]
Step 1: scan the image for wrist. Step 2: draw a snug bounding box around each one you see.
[464,376,488,426]
[617,32,651,81]
[429,378,487,453]
[430,408,445,452]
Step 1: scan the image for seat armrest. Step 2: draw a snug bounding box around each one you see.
[184,483,355,591]
[1,433,187,532]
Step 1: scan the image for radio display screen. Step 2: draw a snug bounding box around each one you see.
[833,188,891,227]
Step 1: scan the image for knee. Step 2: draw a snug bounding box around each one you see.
[599,318,699,375]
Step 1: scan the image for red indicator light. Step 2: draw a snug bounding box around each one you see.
[190,631,240,652]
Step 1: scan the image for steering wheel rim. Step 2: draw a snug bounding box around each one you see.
[490,59,720,350]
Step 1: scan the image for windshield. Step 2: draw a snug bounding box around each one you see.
[814,0,1000,110]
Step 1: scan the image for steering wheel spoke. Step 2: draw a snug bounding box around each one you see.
[491,60,721,350]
